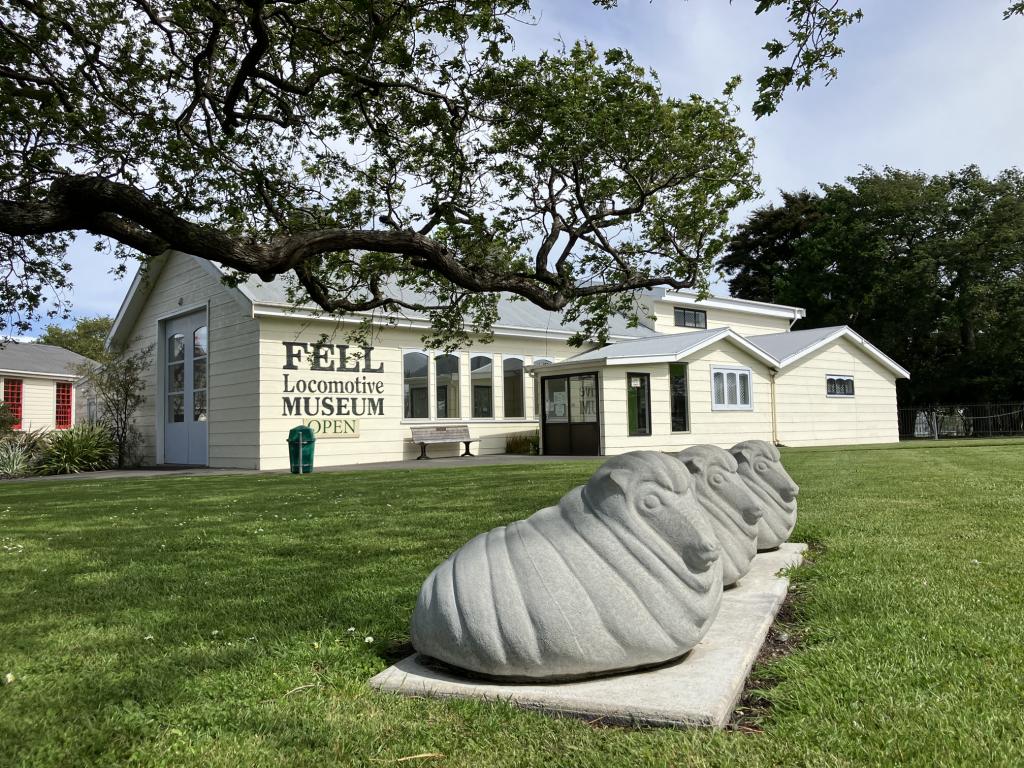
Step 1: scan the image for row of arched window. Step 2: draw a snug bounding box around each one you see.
[403,351,550,421]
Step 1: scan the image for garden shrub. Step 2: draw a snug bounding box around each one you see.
[0,429,50,478]
[0,402,17,434]
[36,423,117,475]
[505,431,540,455]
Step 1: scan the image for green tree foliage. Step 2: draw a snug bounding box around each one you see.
[719,166,1024,406]
[0,1,764,347]
[37,316,113,361]
[0,2,1019,345]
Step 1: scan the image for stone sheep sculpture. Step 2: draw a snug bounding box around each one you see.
[730,440,800,551]
[410,451,724,681]
[676,444,763,587]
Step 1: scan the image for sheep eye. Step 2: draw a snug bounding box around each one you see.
[755,461,769,472]
[710,473,724,485]
[641,494,661,511]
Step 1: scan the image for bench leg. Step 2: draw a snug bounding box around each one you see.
[461,441,473,457]
[417,443,429,460]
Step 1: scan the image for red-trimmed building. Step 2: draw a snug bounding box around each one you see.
[0,343,95,431]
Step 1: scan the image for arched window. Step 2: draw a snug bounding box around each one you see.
[403,351,429,419]
[193,325,208,422]
[470,355,493,418]
[503,357,525,418]
[167,333,185,423]
[434,354,460,419]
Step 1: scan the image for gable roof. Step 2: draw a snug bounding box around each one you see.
[747,326,910,378]
[540,327,779,368]
[529,323,911,379]
[106,251,252,350]
[0,342,95,378]
[107,251,658,346]
[234,271,656,342]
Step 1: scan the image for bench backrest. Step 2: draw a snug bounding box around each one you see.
[410,425,471,442]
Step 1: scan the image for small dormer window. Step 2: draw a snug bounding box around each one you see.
[674,307,707,329]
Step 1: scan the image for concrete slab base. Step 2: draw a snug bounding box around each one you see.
[370,542,807,729]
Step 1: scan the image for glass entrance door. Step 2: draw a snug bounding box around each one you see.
[163,310,209,465]
[541,373,601,455]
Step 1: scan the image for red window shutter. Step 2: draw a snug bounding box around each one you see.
[3,379,23,429]
[55,382,73,429]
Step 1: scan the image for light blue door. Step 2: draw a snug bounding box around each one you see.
[163,311,208,465]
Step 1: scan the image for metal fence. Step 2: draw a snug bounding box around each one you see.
[898,403,1024,439]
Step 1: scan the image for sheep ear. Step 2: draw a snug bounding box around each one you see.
[731,445,754,465]
[680,454,704,474]
[606,468,634,496]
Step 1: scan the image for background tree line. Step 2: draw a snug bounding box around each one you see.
[719,166,1024,406]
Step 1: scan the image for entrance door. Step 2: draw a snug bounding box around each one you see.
[163,311,209,465]
[541,373,601,455]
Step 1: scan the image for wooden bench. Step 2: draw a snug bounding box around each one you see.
[410,425,477,460]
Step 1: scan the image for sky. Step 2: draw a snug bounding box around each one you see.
[38,0,1024,333]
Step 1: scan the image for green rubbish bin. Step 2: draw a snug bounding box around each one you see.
[287,425,316,474]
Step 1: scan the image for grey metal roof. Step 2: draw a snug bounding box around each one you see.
[555,328,731,365]
[744,326,846,362]
[0,342,95,376]
[234,272,657,340]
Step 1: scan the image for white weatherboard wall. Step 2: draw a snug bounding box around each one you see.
[1,376,57,430]
[774,337,899,446]
[118,252,262,468]
[645,302,793,337]
[541,338,774,456]
[256,316,582,469]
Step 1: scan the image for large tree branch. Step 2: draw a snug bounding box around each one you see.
[0,175,694,314]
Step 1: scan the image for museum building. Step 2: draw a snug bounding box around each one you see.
[106,251,910,470]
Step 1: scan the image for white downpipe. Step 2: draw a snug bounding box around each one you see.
[769,368,780,446]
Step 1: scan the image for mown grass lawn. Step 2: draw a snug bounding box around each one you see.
[2,441,1024,767]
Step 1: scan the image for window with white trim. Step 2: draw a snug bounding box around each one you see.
[826,375,855,397]
[434,353,461,418]
[711,367,752,410]
[470,355,493,418]
[403,351,429,419]
[502,357,525,418]
[674,307,707,329]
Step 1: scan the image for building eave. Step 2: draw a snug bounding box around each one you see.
[0,368,85,381]
[656,291,806,321]
[250,303,649,344]
[775,327,911,379]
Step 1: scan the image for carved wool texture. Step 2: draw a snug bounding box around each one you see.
[411,451,723,681]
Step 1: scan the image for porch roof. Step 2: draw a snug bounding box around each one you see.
[534,327,778,369]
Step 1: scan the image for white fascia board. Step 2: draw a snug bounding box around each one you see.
[777,327,911,379]
[0,368,84,381]
[251,304,647,343]
[658,292,806,320]
[106,252,170,351]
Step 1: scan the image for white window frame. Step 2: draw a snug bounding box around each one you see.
[826,374,856,398]
[433,351,463,421]
[401,348,432,421]
[501,354,527,420]
[710,366,753,411]
[469,352,496,421]
[674,307,708,329]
